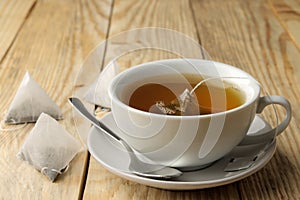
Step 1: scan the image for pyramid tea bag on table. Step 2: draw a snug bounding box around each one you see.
[17,113,82,182]
[4,72,62,124]
[84,60,119,108]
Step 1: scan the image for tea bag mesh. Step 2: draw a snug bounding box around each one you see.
[152,78,214,116]
[153,89,199,116]
[152,77,247,116]
[4,72,62,125]
[84,60,119,107]
[17,113,81,182]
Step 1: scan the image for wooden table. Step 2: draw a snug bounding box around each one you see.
[0,0,299,199]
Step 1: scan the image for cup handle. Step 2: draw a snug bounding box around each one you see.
[239,95,292,145]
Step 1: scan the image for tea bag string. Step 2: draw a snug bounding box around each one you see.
[0,110,28,131]
[177,76,251,114]
[190,76,279,137]
[41,165,70,176]
[189,76,250,95]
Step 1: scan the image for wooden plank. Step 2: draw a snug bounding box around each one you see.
[83,0,240,199]
[0,0,111,199]
[86,157,239,200]
[191,0,300,199]
[268,0,300,50]
[0,0,36,60]
[102,0,206,69]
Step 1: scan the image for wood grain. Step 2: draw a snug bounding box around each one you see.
[0,0,111,199]
[191,0,300,199]
[0,0,299,199]
[0,0,36,61]
[83,0,239,199]
[85,157,239,200]
[269,0,300,50]
[103,0,204,70]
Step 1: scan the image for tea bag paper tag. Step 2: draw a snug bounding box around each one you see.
[179,89,192,112]
[4,72,62,124]
[17,113,82,182]
[84,60,119,107]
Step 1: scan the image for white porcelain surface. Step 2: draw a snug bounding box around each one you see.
[88,113,276,190]
[108,59,263,168]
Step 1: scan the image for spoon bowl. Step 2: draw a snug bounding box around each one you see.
[68,97,182,179]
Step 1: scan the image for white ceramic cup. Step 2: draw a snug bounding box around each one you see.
[108,59,291,170]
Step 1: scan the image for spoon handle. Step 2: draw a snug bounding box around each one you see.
[68,97,122,141]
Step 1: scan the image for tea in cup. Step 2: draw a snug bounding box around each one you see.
[108,59,291,169]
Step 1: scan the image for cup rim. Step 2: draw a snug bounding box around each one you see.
[109,58,260,119]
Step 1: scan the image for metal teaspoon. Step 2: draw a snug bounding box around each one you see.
[68,97,182,179]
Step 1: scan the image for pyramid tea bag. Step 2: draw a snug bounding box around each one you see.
[4,72,62,124]
[150,77,235,116]
[159,77,248,116]
[17,113,82,182]
[153,88,199,116]
[84,60,119,107]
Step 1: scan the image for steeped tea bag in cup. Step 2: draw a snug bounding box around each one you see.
[177,76,281,158]
[84,60,119,108]
[109,59,291,170]
[151,76,281,157]
[153,77,252,116]
[17,113,82,182]
[4,72,63,124]
[151,77,229,116]
[152,89,199,116]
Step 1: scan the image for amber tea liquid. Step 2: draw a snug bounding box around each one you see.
[129,74,245,115]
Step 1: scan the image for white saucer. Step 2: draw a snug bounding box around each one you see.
[87,113,276,190]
